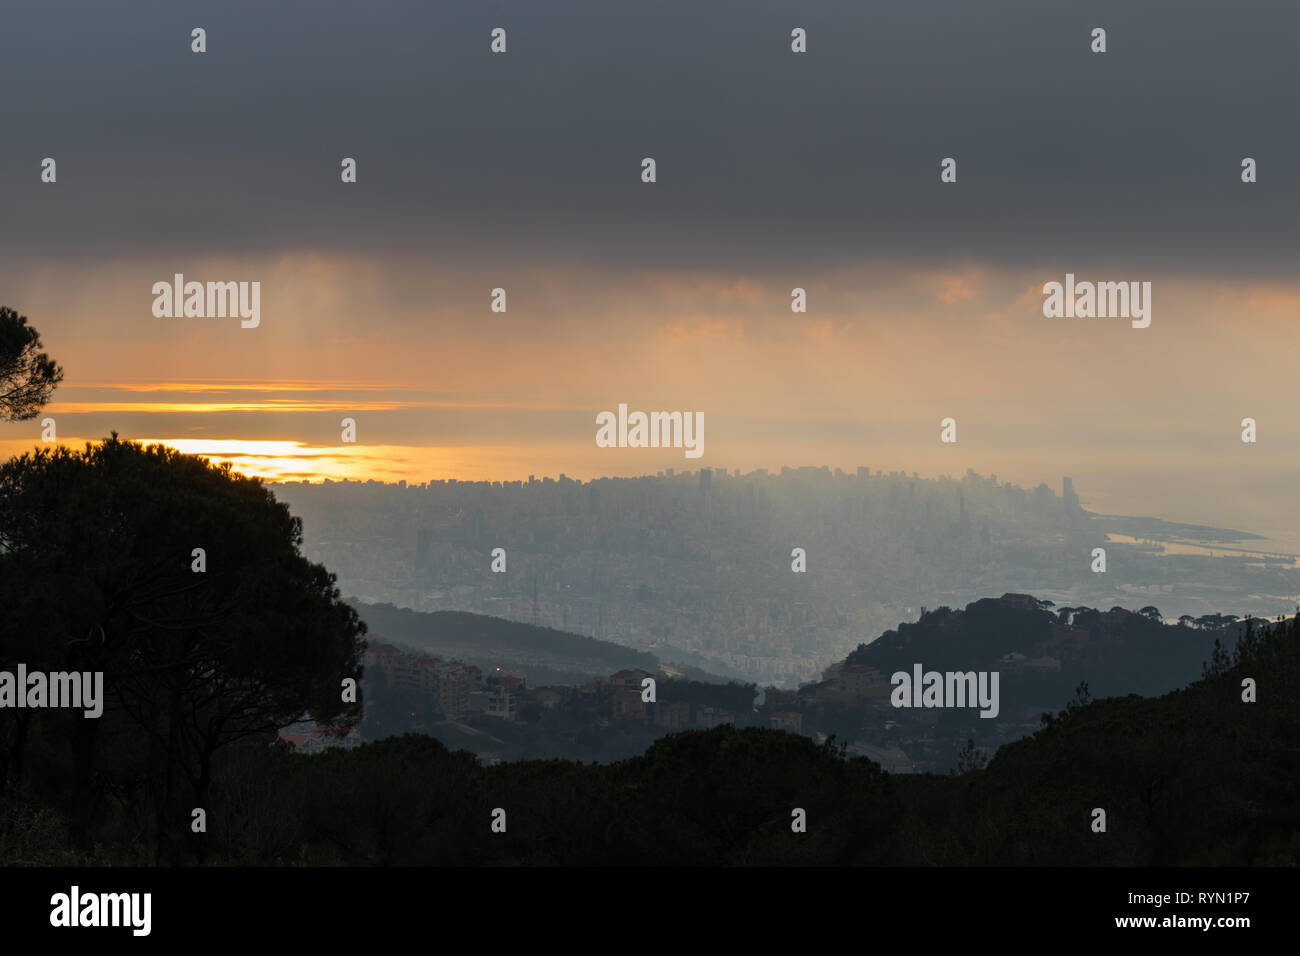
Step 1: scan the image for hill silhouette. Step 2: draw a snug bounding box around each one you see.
[5,601,1283,866]
[263,610,1299,865]
[350,599,678,684]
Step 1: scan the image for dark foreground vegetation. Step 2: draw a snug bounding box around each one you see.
[3,610,1296,866]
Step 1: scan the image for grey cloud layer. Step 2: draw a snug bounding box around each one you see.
[3,0,1297,274]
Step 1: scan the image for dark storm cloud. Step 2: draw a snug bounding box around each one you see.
[2,0,1297,275]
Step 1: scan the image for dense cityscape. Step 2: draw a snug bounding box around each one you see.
[273,468,1300,687]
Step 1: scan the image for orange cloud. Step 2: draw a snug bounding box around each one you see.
[805,318,835,342]
[908,265,987,305]
[656,315,745,343]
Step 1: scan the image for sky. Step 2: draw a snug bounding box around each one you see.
[1,0,1298,548]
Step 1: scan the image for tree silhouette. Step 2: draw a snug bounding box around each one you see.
[0,435,366,861]
[0,307,63,421]
[1202,637,1233,678]
[1067,680,1092,709]
[951,738,988,775]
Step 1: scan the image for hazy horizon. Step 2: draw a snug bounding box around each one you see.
[4,422,1297,557]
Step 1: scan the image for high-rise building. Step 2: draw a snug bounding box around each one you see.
[1063,476,1081,513]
